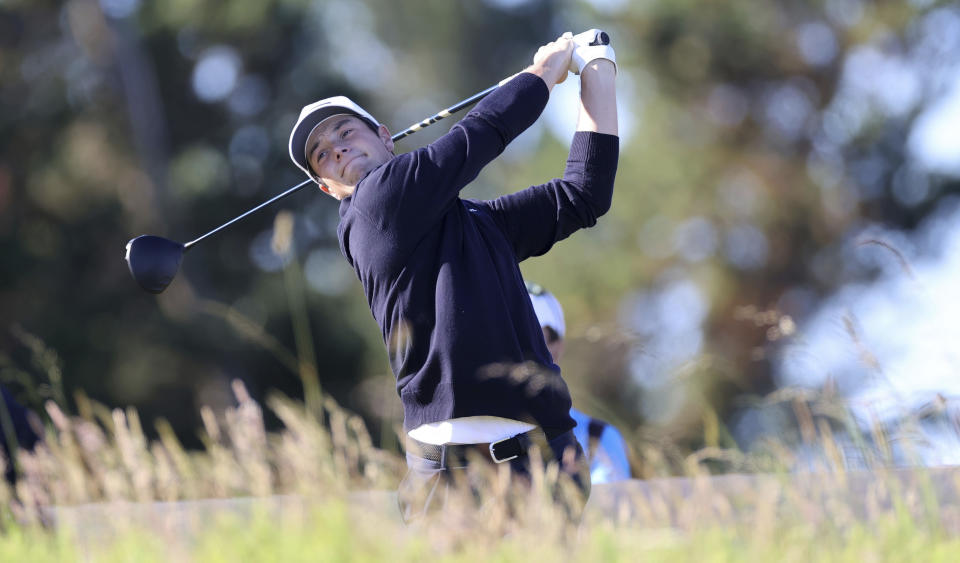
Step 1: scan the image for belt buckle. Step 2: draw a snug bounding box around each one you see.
[489,437,519,464]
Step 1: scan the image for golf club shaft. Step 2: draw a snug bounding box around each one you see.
[183,179,313,250]
[183,76,519,250]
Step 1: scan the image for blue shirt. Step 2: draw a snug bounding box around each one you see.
[570,408,631,483]
[338,72,618,432]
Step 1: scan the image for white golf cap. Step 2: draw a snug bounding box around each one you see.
[525,281,565,339]
[288,95,380,180]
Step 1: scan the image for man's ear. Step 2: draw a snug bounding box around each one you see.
[378,125,394,153]
[316,181,342,200]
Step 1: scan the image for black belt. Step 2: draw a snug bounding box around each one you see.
[407,427,568,466]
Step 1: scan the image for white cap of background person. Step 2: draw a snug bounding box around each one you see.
[526,281,565,340]
[288,96,381,182]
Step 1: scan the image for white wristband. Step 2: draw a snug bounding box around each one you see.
[571,44,616,75]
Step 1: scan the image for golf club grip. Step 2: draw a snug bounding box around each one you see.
[572,29,610,47]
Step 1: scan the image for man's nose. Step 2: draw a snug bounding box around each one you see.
[334,146,349,160]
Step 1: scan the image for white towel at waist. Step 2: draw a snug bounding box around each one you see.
[407,416,536,445]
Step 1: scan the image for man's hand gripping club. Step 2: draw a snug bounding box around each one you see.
[569,29,617,75]
[525,30,617,93]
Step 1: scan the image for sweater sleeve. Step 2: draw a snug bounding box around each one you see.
[348,73,550,236]
[484,131,619,261]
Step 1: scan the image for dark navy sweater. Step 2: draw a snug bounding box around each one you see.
[338,72,618,433]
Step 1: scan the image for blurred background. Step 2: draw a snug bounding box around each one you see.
[2,0,960,469]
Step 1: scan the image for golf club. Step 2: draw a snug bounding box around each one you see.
[125,29,610,294]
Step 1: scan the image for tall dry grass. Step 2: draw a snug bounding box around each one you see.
[0,377,956,562]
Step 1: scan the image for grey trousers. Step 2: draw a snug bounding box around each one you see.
[397,430,590,523]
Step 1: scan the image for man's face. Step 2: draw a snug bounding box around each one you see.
[542,326,565,363]
[305,115,394,199]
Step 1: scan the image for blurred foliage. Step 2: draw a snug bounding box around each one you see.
[1,0,959,456]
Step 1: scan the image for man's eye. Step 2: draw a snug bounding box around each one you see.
[341,129,351,139]
[317,151,327,161]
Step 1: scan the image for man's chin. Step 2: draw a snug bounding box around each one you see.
[347,165,376,185]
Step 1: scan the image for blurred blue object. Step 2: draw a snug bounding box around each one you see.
[570,407,631,483]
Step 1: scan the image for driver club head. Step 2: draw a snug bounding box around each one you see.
[125,235,186,294]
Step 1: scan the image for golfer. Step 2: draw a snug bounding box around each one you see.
[526,281,632,484]
[288,32,617,520]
